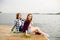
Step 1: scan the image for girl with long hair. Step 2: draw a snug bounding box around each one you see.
[22,13,49,40]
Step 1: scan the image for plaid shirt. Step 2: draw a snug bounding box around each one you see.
[11,18,24,32]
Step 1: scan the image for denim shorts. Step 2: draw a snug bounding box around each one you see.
[27,28,31,34]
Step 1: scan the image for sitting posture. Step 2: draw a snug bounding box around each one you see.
[22,13,49,40]
[11,13,24,32]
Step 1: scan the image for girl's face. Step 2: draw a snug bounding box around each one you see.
[28,14,32,20]
[19,14,22,19]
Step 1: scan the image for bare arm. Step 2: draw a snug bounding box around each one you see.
[29,22,35,28]
[11,20,16,31]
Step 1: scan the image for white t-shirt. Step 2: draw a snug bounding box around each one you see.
[19,20,22,26]
[14,19,22,26]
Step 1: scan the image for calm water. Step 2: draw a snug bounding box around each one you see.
[0,13,60,40]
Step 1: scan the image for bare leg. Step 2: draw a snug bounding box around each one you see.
[35,27,49,40]
[31,27,49,40]
[33,27,48,36]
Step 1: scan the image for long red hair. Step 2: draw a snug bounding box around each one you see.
[26,13,32,22]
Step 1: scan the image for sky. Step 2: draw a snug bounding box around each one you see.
[0,0,60,13]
